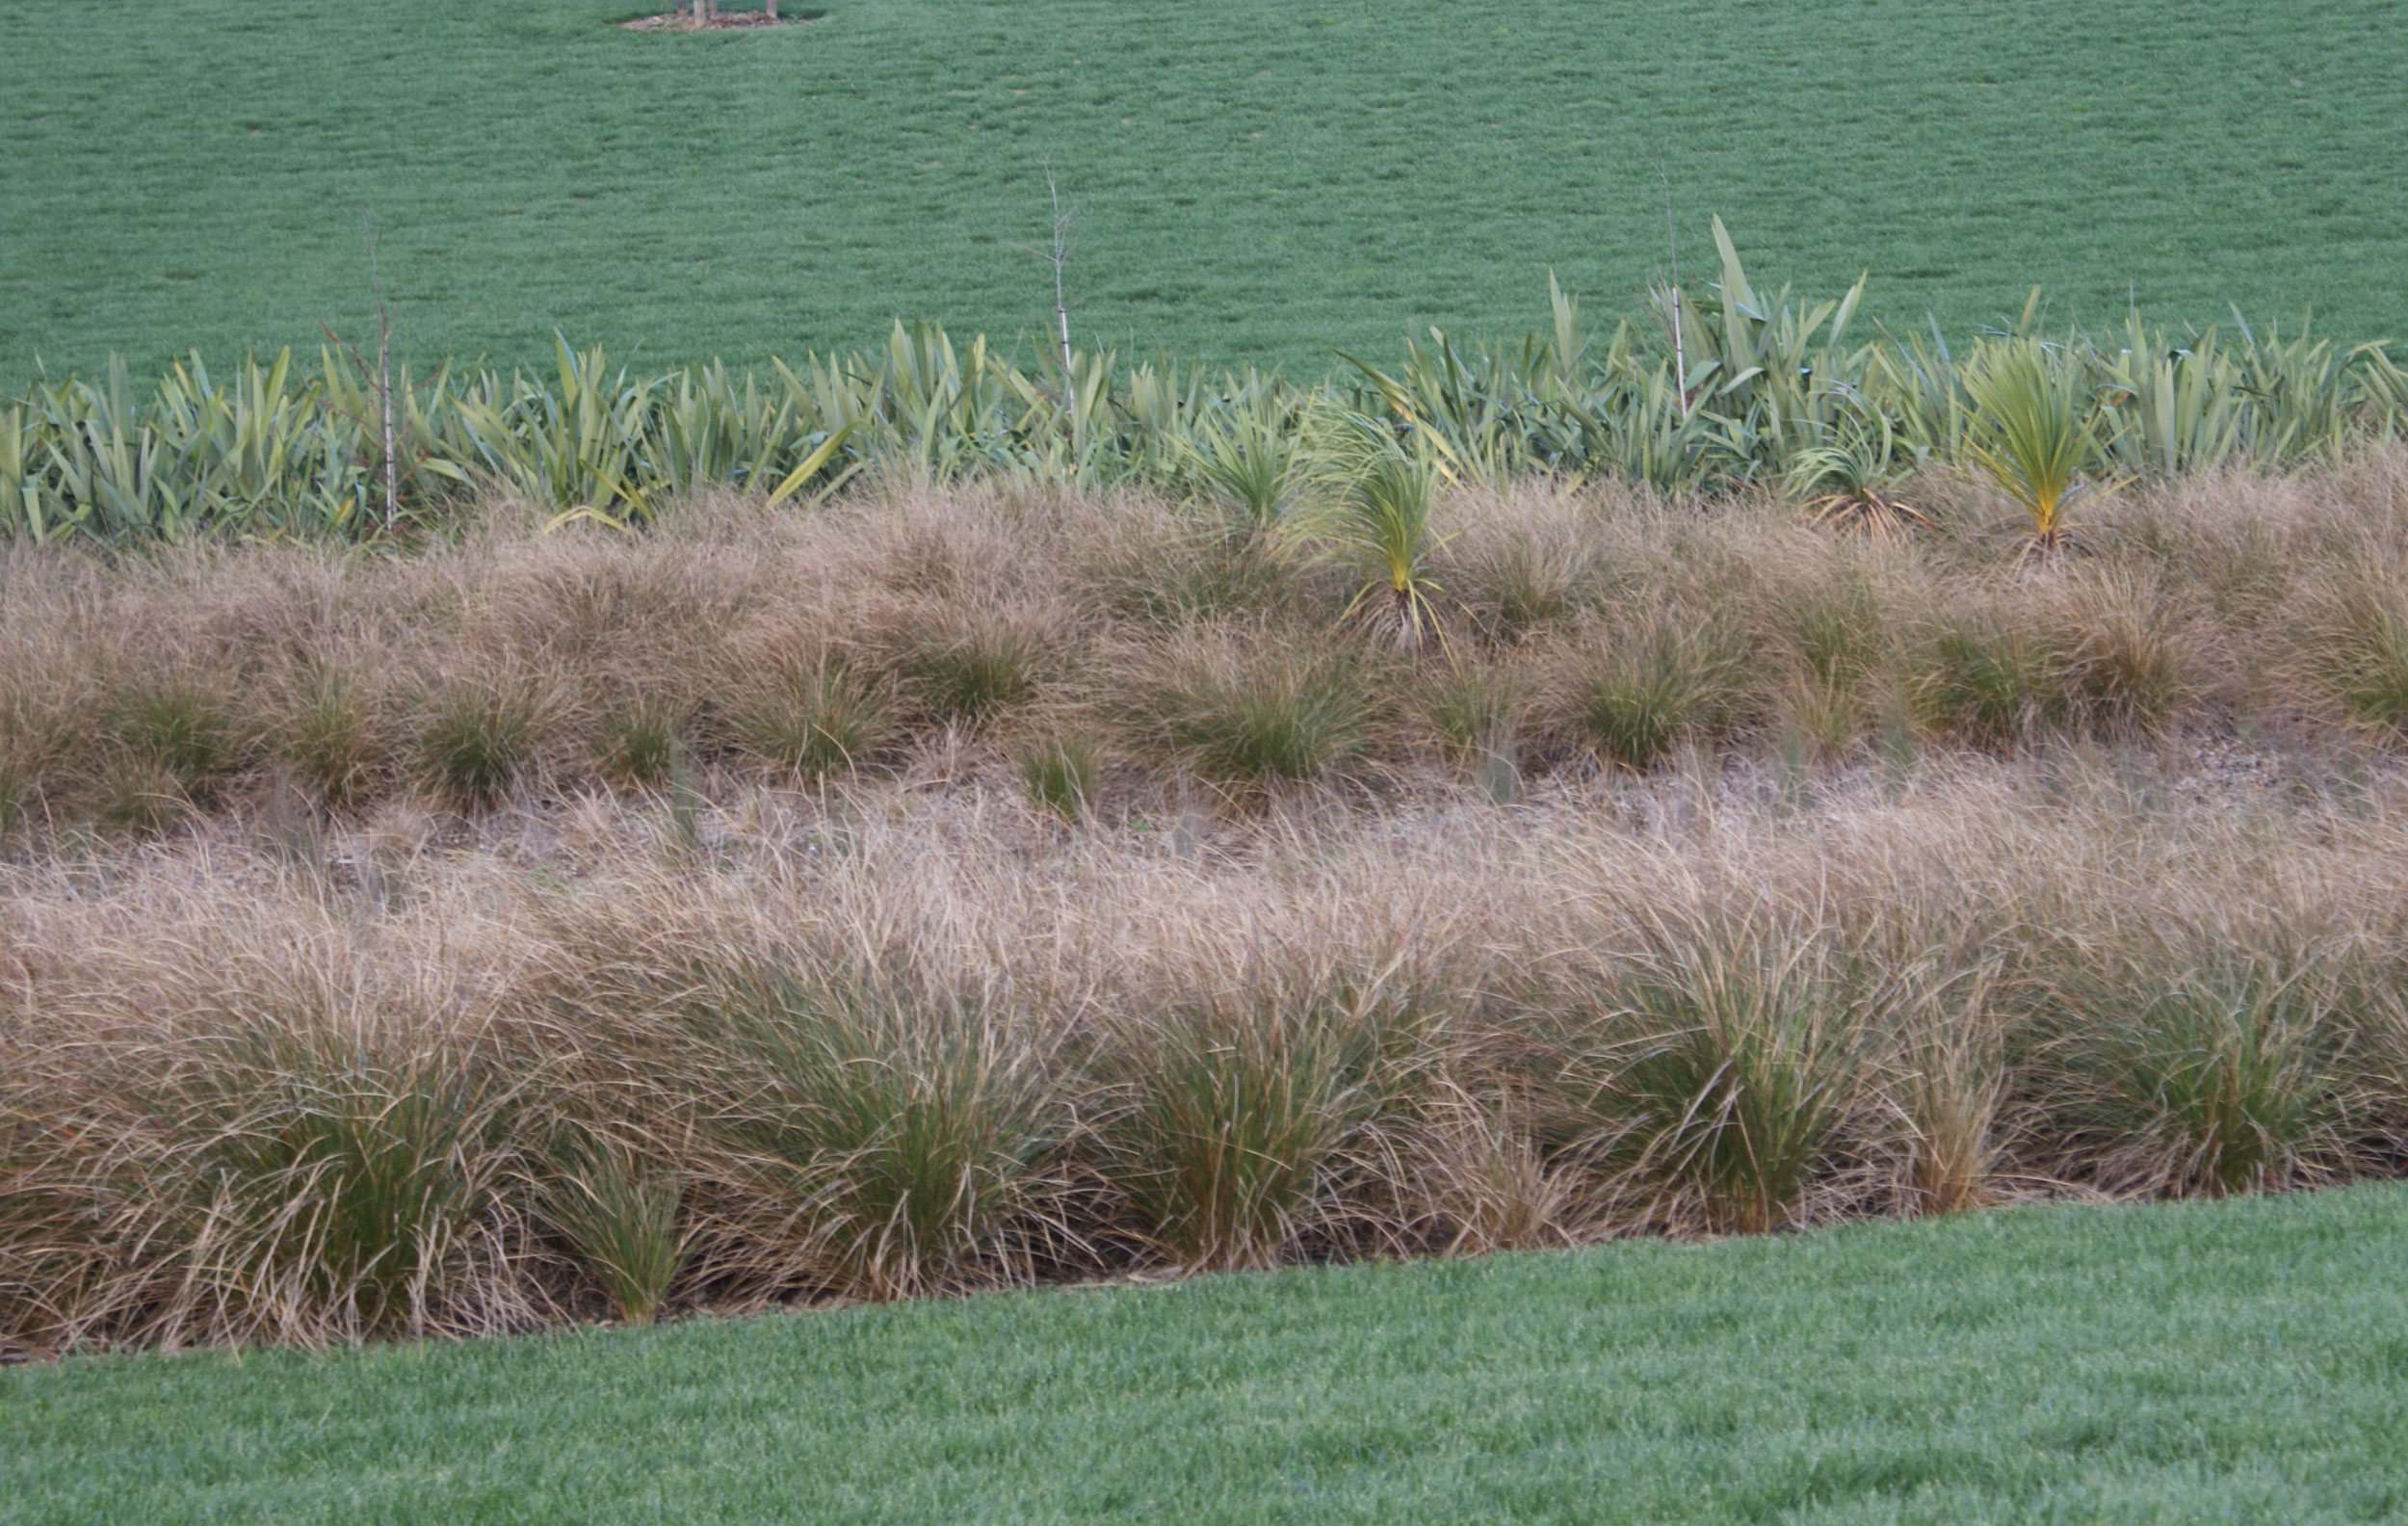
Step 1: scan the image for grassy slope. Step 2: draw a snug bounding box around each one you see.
[5,1188,2405,1523]
[4,0,2405,387]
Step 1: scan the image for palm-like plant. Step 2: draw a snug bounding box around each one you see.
[1308,411,1453,652]
[1961,338,2104,563]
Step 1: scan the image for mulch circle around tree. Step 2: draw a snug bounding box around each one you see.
[620,11,812,31]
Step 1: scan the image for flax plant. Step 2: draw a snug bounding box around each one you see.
[9,238,2408,549]
[1781,403,1928,540]
[1182,386,1306,539]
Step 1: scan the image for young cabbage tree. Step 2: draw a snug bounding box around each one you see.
[1303,410,1456,652]
[1962,337,2105,564]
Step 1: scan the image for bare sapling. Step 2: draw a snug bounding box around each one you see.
[365,212,397,533]
[1044,166,1075,378]
[321,211,401,534]
[1657,158,1690,413]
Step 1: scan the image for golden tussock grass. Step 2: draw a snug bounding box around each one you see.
[5,456,2408,1351]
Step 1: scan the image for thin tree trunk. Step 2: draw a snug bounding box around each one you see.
[1046,169,1074,378]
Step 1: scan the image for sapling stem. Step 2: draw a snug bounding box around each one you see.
[363,212,397,533]
[1046,167,1075,379]
[1660,159,1689,413]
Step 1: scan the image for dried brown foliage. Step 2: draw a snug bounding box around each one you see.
[6,460,2408,1351]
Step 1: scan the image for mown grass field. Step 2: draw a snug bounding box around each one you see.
[5,0,2406,387]
[5,1188,2404,1523]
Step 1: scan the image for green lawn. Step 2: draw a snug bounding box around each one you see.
[5,1188,2405,1523]
[5,0,2406,388]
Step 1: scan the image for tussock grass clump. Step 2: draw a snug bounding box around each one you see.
[1776,567,1896,700]
[1124,623,1375,794]
[1424,657,1527,801]
[274,671,384,810]
[1549,612,1744,772]
[736,659,893,784]
[901,615,1054,730]
[1447,503,1606,643]
[1914,578,2193,748]
[537,1130,687,1328]
[1876,968,2011,1216]
[1920,610,2080,749]
[164,1013,524,1345]
[1017,733,1099,820]
[92,751,189,836]
[1102,973,1426,1270]
[1425,656,1527,759]
[2061,573,2196,736]
[0,752,29,836]
[0,949,545,1352]
[595,702,683,791]
[689,969,1067,1302]
[1109,538,1293,628]
[2041,946,2348,1197]
[1402,1084,1579,1254]
[414,680,545,811]
[2348,972,2408,1144]
[1591,929,1861,1233]
[2311,565,2408,736]
[1759,558,1927,760]
[113,683,240,801]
